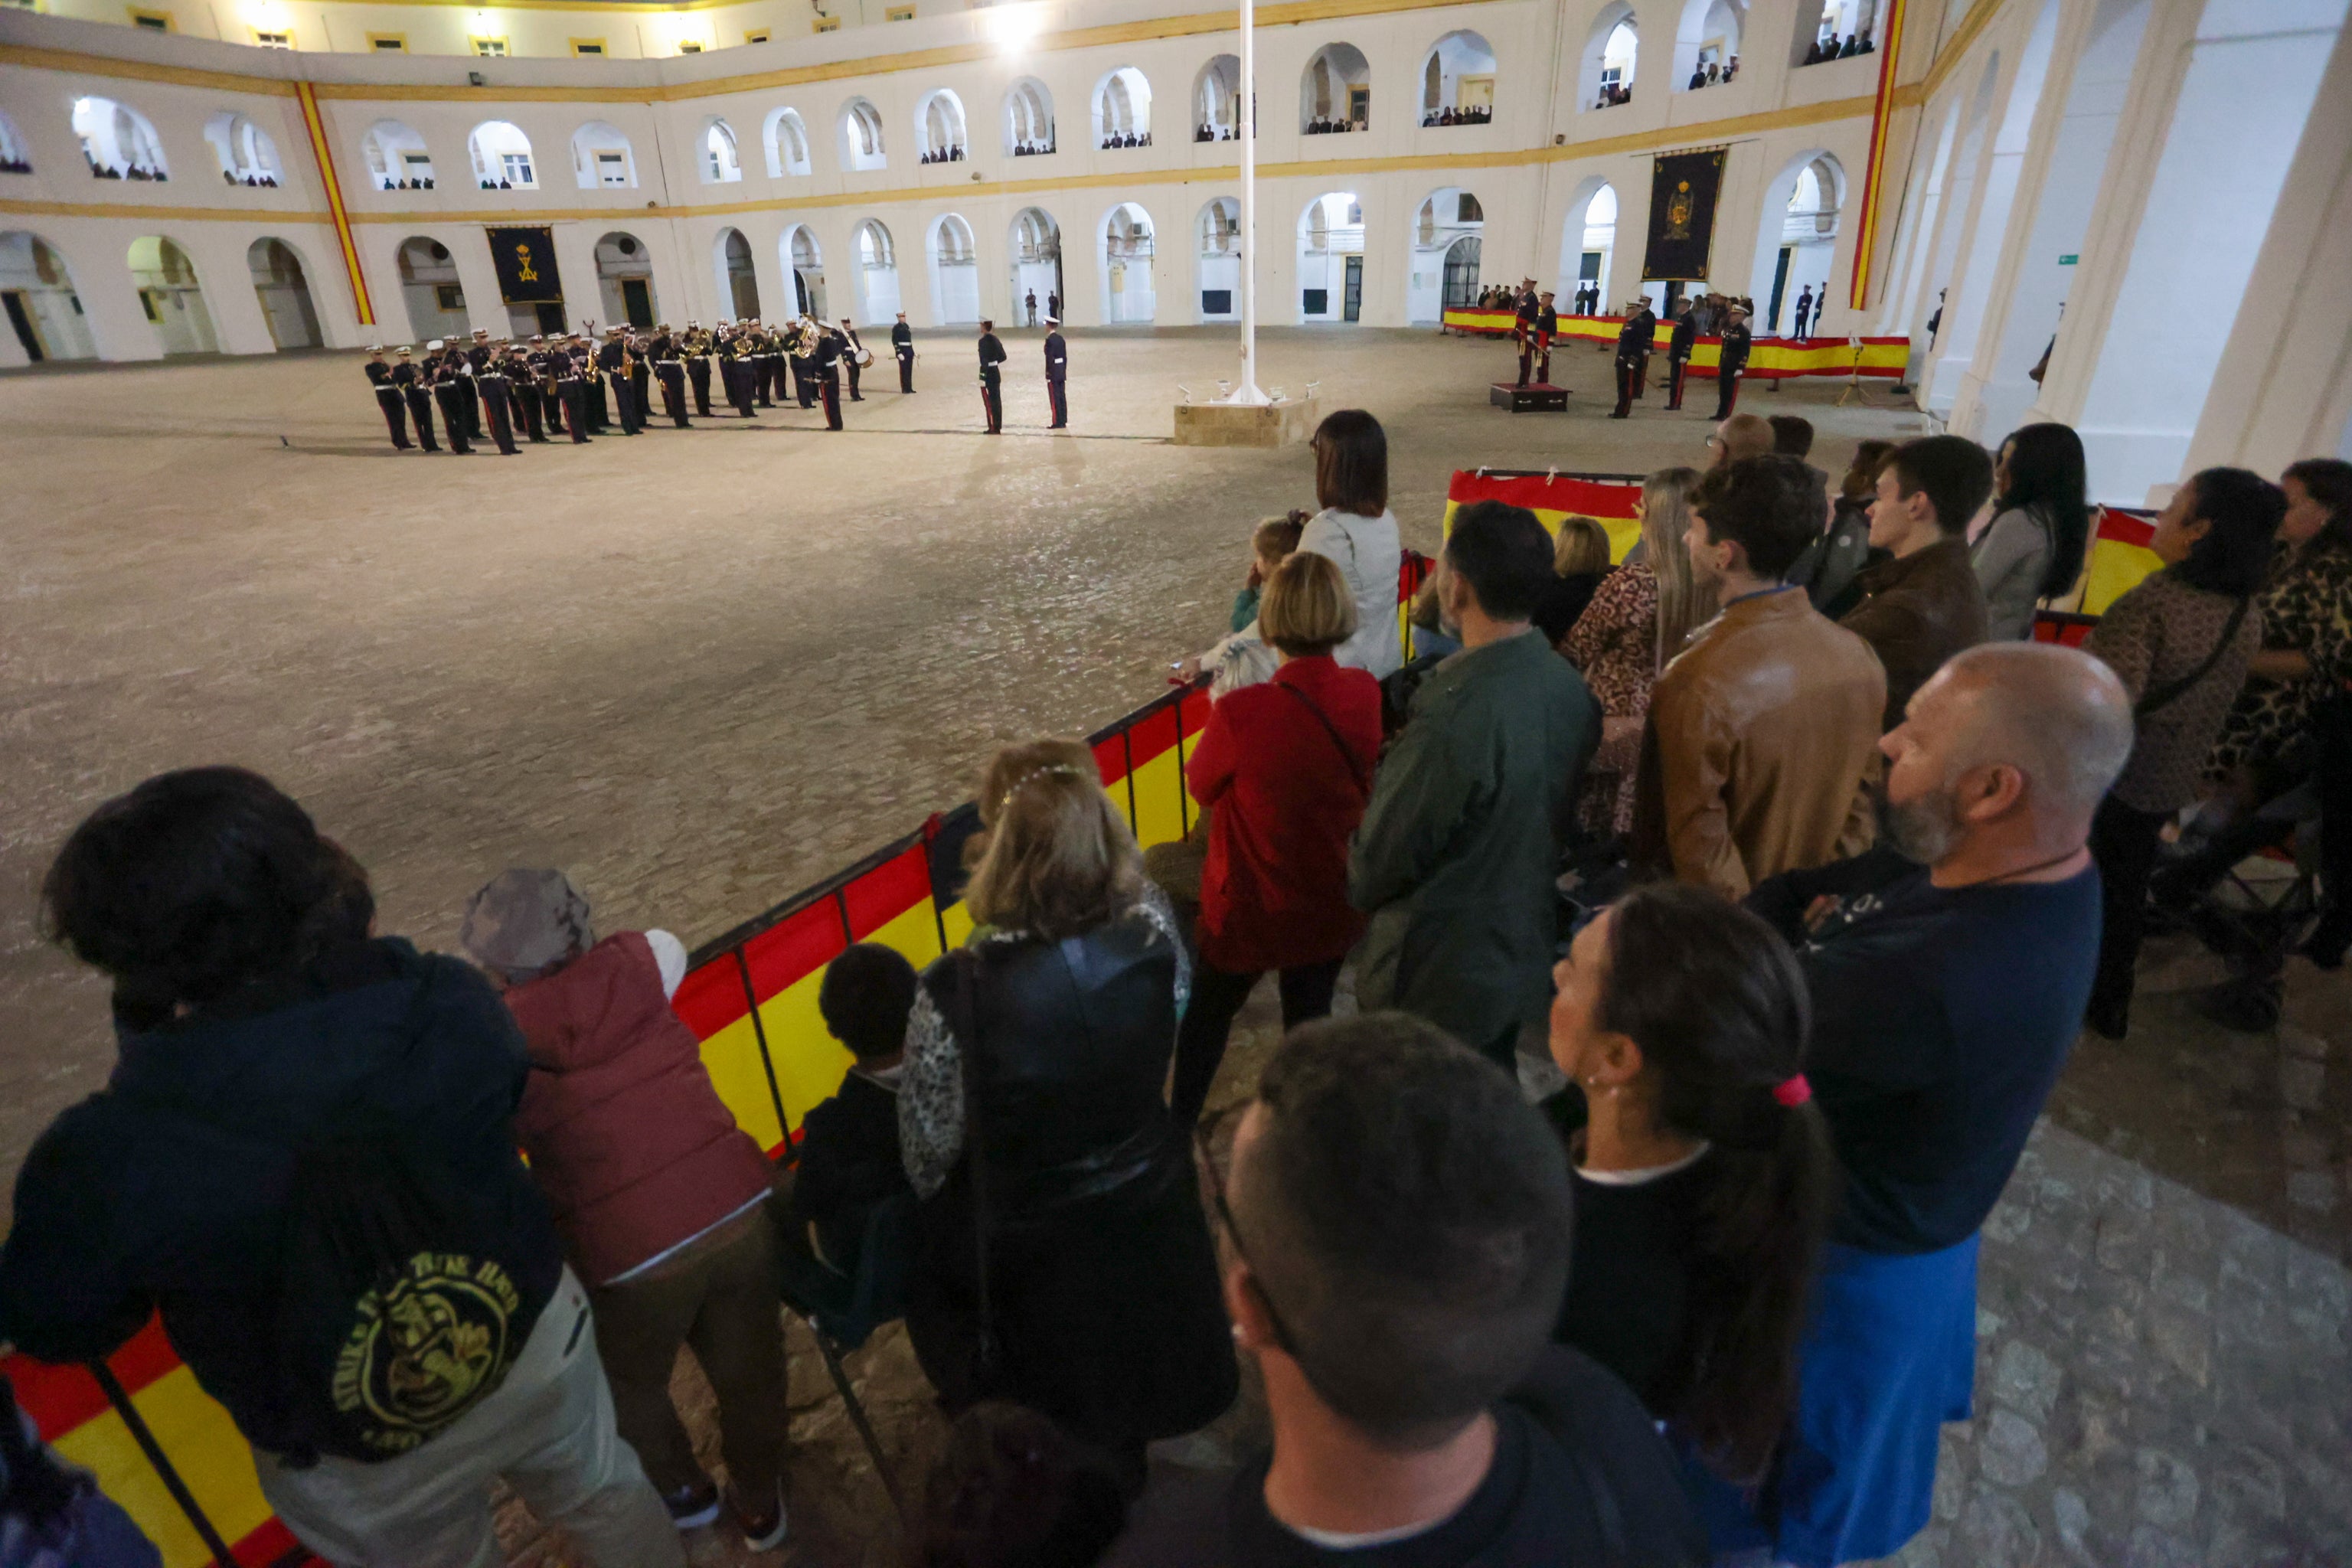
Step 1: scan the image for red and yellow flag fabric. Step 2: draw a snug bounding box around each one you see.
[1439,310,1911,381]
[2079,507,2160,616]
[1442,469,1647,560]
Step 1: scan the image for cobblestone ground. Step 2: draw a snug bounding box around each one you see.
[5,334,2345,1566]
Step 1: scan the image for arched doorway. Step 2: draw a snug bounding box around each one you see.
[595,231,657,328]
[1197,197,1240,321]
[1418,32,1496,126]
[855,220,901,323]
[783,227,827,318]
[1583,6,1639,109]
[1299,44,1370,132]
[1559,181,1618,312]
[1004,79,1055,156]
[0,232,97,361]
[1408,187,1482,323]
[929,214,980,324]
[247,237,320,348]
[1297,193,1364,323]
[1093,68,1153,149]
[716,228,760,319]
[127,236,217,354]
[1008,207,1062,323]
[1749,152,1843,334]
[395,235,469,341]
[1100,204,1155,323]
[1194,56,1240,140]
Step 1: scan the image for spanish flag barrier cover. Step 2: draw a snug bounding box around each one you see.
[1438,309,1913,383]
[5,495,2156,1560]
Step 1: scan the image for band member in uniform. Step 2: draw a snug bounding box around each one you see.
[629,328,653,426]
[1664,299,1697,411]
[476,340,519,455]
[394,346,439,451]
[557,335,593,442]
[684,322,714,416]
[1042,316,1068,428]
[892,311,916,392]
[1533,291,1558,384]
[598,326,642,435]
[721,325,756,417]
[813,322,845,431]
[791,318,819,409]
[753,320,780,407]
[651,325,691,428]
[1609,308,1650,419]
[977,318,1006,434]
[461,328,488,438]
[364,347,410,449]
[1713,304,1753,419]
[839,318,867,400]
[428,343,473,453]
[1513,281,1540,386]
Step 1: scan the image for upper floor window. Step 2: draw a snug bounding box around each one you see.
[570,38,606,57]
[253,28,291,47]
[128,8,172,31]
[472,36,508,56]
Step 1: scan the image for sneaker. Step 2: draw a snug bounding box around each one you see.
[733,1484,789,1553]
[662,1481,721,1530]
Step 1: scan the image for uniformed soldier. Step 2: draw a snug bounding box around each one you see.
[790,319,818,409]
[722,324,759,418]
[629,327,653,426]
[459,328,488,439]
[516,336,549,442]
[364,346,410,449]
[581,326,610,432]
[813,322,845,431]
[1609,307,1650,419]
[746,319,774,407]
[1024,288,1038,327]
[1664,299,1697,411]
[597,326,642,435]
[650,325,690,428]
[1628,297,1658,400]
[838,318,866,401]
[392,347,438,451]
[684,321,714,416]
[1713,305,1753,420]
[891,311,915,393]
[1513,280,1540,386]
[1533,292,1558,384]
[556,334,593,443]
[476,338,520,455]
[427,342,474,453]
[1042,316,1068,429]
[977,318,1006,434]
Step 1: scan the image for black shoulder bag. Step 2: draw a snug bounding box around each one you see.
[1276,681,1373,798]
[2135,595,2252,718]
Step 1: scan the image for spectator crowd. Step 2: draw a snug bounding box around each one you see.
[1,406,2347,1568]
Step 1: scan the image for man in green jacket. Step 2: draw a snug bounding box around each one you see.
[1348,501,1600,1067]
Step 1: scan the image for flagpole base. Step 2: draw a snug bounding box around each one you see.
[1173,394,1319,447]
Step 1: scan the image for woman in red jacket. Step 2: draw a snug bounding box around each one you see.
[460,871,789,1553]
[1171,551,1384,1122]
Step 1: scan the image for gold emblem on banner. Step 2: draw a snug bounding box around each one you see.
[1665,181,1696,241]
[514,243,539,283]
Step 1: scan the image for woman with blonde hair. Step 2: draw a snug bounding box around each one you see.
[1564,468,1716,834]
[900,740,1237,1483]
[1533,514,1616,647]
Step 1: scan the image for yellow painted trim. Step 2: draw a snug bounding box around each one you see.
[1919,0,2008,103]
[811,15,840,31]
[0,194,337,219]
[743,28,771,43]
[124,5,172,29]
[884,4,915,18]
[0,41,301,93]
[567,36,607,56]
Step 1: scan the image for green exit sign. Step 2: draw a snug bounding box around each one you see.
[2059,253,2079,265]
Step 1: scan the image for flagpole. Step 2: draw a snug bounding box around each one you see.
[1232,0,1268,403]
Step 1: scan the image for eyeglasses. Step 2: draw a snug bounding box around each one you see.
[1192,1117,1298,1353]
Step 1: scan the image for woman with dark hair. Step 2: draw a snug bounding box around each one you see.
[900,741,1237,1484]
[2082,468,2282,1037]
[1972,422,2091,639]
[1547,884,1830,1484]
[2203,458,2352,792]
[1298,409,1403,678]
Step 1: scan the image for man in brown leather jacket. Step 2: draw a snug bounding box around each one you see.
[1632,456,1885,899]
[1841,436,1996,730]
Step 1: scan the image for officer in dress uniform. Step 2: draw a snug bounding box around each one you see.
[1533,292,1558,384]
[1627,298,1658,399]
[557,335,593,443]
[1792,285,1814,341]
[394,347,438,451]
[1713,305,1753,420]
[476,338,519,455]
[364,347,410,449]
[1513,280,1540,386]
[813,322,845,431]
[1609,307,1651,419]
[892,312,916,393]
[684,322,714,417]
[427,342,474,453]
[1042,316,1068,428]
[839,318,867,400]
[649,325,690,428]
[598,326,642,435]
[1664,299,1697,411]
[977,318,1007,434]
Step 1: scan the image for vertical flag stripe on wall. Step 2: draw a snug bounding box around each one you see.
[1851,0,1911,310]
[293,82,371,328]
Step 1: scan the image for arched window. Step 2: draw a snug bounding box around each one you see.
[1410,187,1484,322]
[1299,44,1370,133]
[717,227,760,319]
[1749,152,1844,332]
[916,90,967,164]
[1194,55,1240,141]
[362,120,433,190]
[1582,6,1639,109]
[0,113,31,175]
[467,121,536,190]
[841,99,887,172]
[1795,0,1874,64]
[1674,0,1746,90]
[1092,67,1153,149]
[572,121,635,189]
[1004,78,1055,156]
[1558,180,1619,312]
[1418,32,1496,126]
[703,119,742,184]
[595,230,658,328]
[765,109,812,178]
[72,96,169,181]
[394,234,466,341]
[1296,192,1364,322]
[204,113,281,186]
[858,220,896,270]
[1008,206,1063,322]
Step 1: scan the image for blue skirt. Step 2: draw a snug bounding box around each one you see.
[1683,1233,1978,1566]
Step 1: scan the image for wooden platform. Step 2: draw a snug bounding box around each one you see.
[1491,381,1569,412]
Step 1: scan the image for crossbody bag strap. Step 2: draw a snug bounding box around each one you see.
[2136,594,2252,718]
[1275,680,1372,797]
[949,949,999,1379]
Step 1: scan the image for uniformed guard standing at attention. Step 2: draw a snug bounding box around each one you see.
[1042,316,1068,429]
[650,325,690,428]
[977,318,1007,434]
[891,311,915,392]
[814,322,846,430]
[428,342,474,453]
[1513,279,1540,386]
[839,318,867,400]
[556,335,593,443]
[598,326,642,435]
[1713,305,1753,420]
[1533,292,1558,384]
[684,322,714,417]
[393,346,437,451]
[364,346,410,449]
[1628,297,1658,400]
[1609,307,1650,419]
[476,339,519,455]
[1664,299,1697,411]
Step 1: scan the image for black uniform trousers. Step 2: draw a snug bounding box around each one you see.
[560,379,592,443]
[1666,358,1689,410]
[1633,354,1651,399]
[656,364,690,427]
[632,365,652,426]
[819,368,843,430]
[846,358,862,400]
[479,379,518,455]
[980,374,1003,433]
[755,358,776,407]
[518,384,547,443]
[609,372,642,435]
[590,377,610,432]
[1713,366,1743,420]
[795,358,816,409]
[1611,358,1641,418]
[898,349,915,393]
[687,357,713,417]
[374,388,410,449]
[433,385,473,453]
[1515,334,1533,387]
[1047,376,1067,428]
[404,387,439,450]
[2087,796,2171,1036]
[462,378,484,439]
